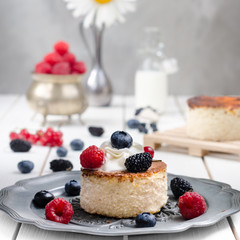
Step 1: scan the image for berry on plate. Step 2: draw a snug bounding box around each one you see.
[144,146,154,158]
[50,159,73,172]
[45,198,74,224]
[125,152,152,173]
[56,147,68,157]
[178,192,207,219]
[127,119,140,129]
[170,177,193,199]
[88,126,104,137]
[51,62,71,75]
[44,52,63,66]
[10,139,31,152]
[54,41,69,56]
[65,180,81,196]
[111,131,133,149]
[33,190,55,208]
[18,160,34,174]
[136,212,156,228]
[80,145,104,169]
[35,62,52,74]
[70,139,84,151]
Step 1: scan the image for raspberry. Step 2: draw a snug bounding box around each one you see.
[63,52,76,65]
[144,146,154,158]
[54,41,69,56]
[45,198,73,224]
[35,62,52,74]
[125,152,152,173]
[52,62,71,75]
[44,52,63,66]
[170,177,193,199]
[178,192,207,219]
[80,145,104,169]
[72,61,86,74]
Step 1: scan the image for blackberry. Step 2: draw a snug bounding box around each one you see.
[10,139,31,152]
[88,126,104,137]
[170,177,193,199]
[50,159,73,172]
[125,152,152,173]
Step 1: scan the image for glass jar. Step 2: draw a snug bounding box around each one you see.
[134,27,169,113]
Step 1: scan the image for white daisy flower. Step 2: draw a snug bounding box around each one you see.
[64,0,136,28]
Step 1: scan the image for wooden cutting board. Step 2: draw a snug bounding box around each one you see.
[144,127,240,161]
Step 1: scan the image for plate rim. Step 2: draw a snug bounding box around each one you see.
[0,171,240,236]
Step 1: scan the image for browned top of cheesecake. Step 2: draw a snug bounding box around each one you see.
[81,161,166,179]
[188,96,240,110]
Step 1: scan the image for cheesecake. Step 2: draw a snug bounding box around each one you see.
[187,96,240,141]
[80,161,167,218]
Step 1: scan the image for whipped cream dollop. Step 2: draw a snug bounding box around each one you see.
[99,141,143,172]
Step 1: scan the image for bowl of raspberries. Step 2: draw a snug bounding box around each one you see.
[27,41,88,117]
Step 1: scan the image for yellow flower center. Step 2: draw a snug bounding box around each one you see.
[95,0,112,4]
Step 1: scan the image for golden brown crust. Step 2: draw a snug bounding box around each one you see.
[81,161,166,179]
[187,96,240,110]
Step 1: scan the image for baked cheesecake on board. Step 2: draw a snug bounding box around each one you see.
[187,96,240,141]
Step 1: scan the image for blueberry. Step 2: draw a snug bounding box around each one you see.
[88,126,104,137]
[17,160,34,174]
[65,180,81,196]
[56,147,68,157]
[127,119,140,129]
[70,139,84,151]
[138,125,148,134]
[33,190,55,208]
[111,131,133,149]
[136,212,156,228]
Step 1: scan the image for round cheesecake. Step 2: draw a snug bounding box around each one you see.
[187,96,240,141]
[80,161,167,218]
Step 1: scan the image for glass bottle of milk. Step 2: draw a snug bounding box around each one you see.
[135,27,176,113]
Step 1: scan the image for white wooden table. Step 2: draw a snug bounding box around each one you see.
[0,94,239,240]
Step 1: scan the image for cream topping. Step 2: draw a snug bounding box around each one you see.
[99,141,143,172]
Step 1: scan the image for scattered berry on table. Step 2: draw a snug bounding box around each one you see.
[111,131,133,149]
[9,132,19,140]
[70,139,84,151]
[144,146,154,158]
[54,41,69,56]
[33,190,55,208]
[135,212,156,228]
[72,61,86,74]
[170,177,193,199]
[63,52,76,65]
[80,145,104,169]
[10,139,31,152]
[127,119,140,129]
[150,122,158,132]
[65,180,81,196]
[18,160,34,174]
[51,62,71,75]
[35,62,52,74]
[50,159,73,172]
[45,198,74,224]
[88,126,104,137]
[56,147,68,157]
[44,52,63,66]
[178,192,207,219]
[125,152,152,173]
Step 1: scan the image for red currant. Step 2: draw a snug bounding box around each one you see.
[9,132,19,140]
[144,146,154,158]
[20,129,30,140]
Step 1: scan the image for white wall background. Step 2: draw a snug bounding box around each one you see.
[0,0,240,95]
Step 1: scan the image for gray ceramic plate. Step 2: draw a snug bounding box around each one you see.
[0,171,240,236]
